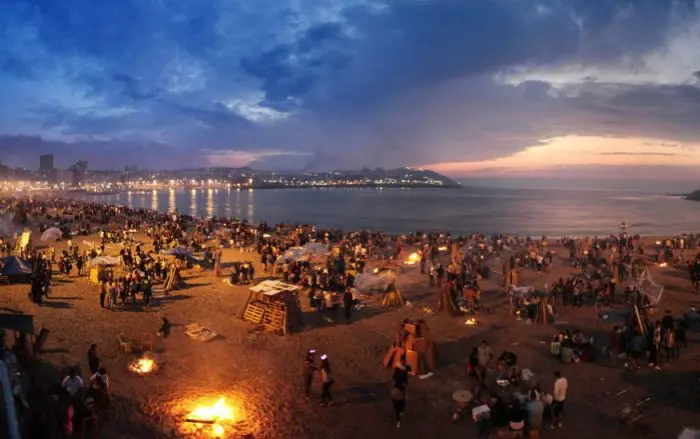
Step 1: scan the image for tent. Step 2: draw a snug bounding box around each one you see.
[40,227,62,242]
[636,268,664,305]
[0,256,32,283]
[678,429,700,439]
[88,256,119,284]
[88,256,121,266]
[162,247,193,258]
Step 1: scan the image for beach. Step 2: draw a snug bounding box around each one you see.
[0,200,699,439]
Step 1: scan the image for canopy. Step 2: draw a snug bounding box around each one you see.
[88,256,120,266]
[0,314,34,333]
[278,243,329,263]
[637,268,664,305]
[678,429,700,439]
[41,227,62,241]
[161,247,193,258]
[355,271,395,294]
[0,256,32,281]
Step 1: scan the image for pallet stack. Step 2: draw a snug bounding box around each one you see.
[241,284,303,336]
[383,319,438,375]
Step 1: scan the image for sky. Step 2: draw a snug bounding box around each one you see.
[1,0,700,185]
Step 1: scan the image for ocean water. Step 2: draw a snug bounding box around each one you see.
[79,187,700,237]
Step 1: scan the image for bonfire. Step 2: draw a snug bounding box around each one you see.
[658,262,668,267]
[186,397,236,438]
[128,356,157,375]
[464,318,478,326]
[438,246,448,252]
[404,252,420,265]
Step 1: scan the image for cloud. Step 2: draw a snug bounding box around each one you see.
[0,0,699,174]
[597,152,683,156]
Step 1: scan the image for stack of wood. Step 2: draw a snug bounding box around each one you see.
[438,282,460,315]
[381,281,406,307]
[241,290,303,336]
[164,266,186,291]
[383,319,438,375]
[534,297,554,324]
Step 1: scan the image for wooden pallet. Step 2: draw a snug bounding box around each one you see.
[263,308,286,334]
[243,303,265,324]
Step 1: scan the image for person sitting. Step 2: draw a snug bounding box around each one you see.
[572,329,587,344]
[508,400,527,433]
[498,351,518,381]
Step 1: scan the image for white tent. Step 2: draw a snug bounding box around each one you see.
[637,268,664,305]
[88,256,120,266]
[355,271,395,294]
[678,428,700,439]
[41,227,61,242]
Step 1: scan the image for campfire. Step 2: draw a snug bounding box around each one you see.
[464,318,478,326]
[658,262,668,267]
[404,252,420,265]
[128,356,157,375]
[438,246,448,252]
[186,397,237,438]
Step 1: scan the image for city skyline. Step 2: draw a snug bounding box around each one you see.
[1,1,699,182]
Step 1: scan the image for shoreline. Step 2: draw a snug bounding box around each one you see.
[23,194,700,241]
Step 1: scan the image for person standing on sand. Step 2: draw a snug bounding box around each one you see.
[392,356,410,428]
[87,344,101,375]
[343,290,353,322]
[319,354,335,406]
[99,281,107,309]
[303,349,317,400]
[550,371,567,429]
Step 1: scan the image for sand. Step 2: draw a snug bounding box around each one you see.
[1,232,699,439]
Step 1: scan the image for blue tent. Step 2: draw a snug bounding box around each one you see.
[0,256,32,283]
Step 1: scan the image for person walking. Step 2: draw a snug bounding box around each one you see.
[87,344,101,375]
[551,371,567,428]
[343,290,353,322]
[303,349,317,401]
[392,356,410,428]
[319,354,335,406]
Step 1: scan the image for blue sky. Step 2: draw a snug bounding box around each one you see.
[1,0,699,178]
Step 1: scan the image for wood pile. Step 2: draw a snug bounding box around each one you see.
[383,319,438,375]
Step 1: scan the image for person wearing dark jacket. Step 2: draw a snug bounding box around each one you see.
[303,349,317,400]
[87,344,100,375]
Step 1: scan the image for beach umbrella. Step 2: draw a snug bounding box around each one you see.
[41,227,62,241]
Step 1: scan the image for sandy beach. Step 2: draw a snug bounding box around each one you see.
[1,223,699,439]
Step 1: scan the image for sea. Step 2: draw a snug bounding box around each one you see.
[76,186,700,237]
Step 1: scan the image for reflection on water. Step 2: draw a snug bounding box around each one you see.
[168,189,176,213]
[190,189,197,217]
[235,190,241,220]
[81,188,700,237]
[151,190,159,211]
[207,189,215,218]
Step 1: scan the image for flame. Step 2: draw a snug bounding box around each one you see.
[128,357,156,375]
[438,246,448,252]
[188,397,236,437]
[658,262,668,267]
[404,252,420,265]
[464,318,477,326]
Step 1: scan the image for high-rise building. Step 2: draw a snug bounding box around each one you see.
[39,154,57,183]
[70,160,88,186]
[39,154,54,171]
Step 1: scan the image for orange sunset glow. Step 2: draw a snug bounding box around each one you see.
[422,136,700,176]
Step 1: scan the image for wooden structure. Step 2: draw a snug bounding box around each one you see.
[534,298,554,324]
[164,266,186,291]
[383,319,438,375]
[438,282,460,315]
[242,280,303,335]
[381,281,406,307]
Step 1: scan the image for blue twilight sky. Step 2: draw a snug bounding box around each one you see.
[1,0,700,181]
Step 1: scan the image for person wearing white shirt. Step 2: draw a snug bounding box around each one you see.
[552,371,568,427]
[61,369,84,397]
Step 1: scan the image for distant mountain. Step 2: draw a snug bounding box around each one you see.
[685,190,700,201]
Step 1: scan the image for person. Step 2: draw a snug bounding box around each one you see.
[58,393,74,439]
[525,389,544,430]
[343,290,353,322]
[477,341,492,369]
[392,356,410,428]
[508,400,526,433]
[90,368,110,392]
[319,354,335,406]
[87,344,100,375]
[649,321,661,369]
[551,371,567,428]
[303,349,317,400]
[157,317,172,338]
[61,368,84,397]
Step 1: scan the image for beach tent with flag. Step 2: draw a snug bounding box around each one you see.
[0,256,32,283]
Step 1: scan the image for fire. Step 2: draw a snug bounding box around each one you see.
[404,252,420,265]
[187,397,236,438]
[658,262,668,267]
[438,246,448,252]
[464,318,478,326]
[128,357,156,375]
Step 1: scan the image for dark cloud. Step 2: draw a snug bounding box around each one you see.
[0,0,698,171]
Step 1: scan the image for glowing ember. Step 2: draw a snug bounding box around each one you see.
[404,252,420,265]
[187,397,236,438]
[464,318,478,326]
[128,357,156,375]
[658,262,668,267]
[438,246,448,252]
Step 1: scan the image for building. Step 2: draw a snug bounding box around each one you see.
[69,160,88,187]
[39,154,57,183]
